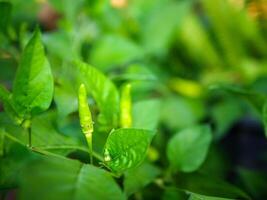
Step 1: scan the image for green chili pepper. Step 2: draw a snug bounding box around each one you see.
[120,83,132,128]
[78,84,94,164]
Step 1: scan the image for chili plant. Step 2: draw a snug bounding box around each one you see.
[1,0,267,200]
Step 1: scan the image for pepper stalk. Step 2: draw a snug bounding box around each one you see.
[78,84,94,164]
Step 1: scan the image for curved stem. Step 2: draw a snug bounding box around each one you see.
[4,132,25,145]
[4,132,103,162]
[34,145,103,162]
[31,147,67,160]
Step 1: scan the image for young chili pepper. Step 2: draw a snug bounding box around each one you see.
[120,83,132,128]
[78,84,94,164]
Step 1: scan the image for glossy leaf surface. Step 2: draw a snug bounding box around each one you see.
[12,28,54,118]
[103,128,155,173]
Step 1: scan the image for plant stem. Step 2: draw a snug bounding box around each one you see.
[4,132,25,145]
[34,145,103,162]
[4,131,103,162]
[22,119,32,147]
[31,147,67,160]
[86,132,93,165]
[108,171,121,178]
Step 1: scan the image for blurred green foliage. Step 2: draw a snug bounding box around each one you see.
[1,0,267,199]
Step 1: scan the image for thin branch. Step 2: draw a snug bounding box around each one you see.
[31,147,68,160]
[4,132,103,162]
[4,132,25,145]
[33,145,103,162]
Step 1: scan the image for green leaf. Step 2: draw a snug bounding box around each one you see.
[74,60,119,128]
[30,112,82,155]
[112,63,157,82]
[0,84,9,103]
[179,14,222,71]
[54,84,78,118]
[124,162,161,197]
[0,111,81,156]
[167,125,212,172]
[12,28,54,118]
[238,168,267,199]
[132,99,161,130]
[209,84,267,114]
[161,97,205,131]
[198,146,230,179]
[174,172,250,200]
[53,64,80,118]
[211,98,244,139]
[141,1,192,54]
[43,30,75,60]
[19,157,126,200]
[189,193,235,200]
[0,144,34,189]
[0,2,12,32]
[162,187,189,200]
[90,35,143,71]
[103,128,156,174]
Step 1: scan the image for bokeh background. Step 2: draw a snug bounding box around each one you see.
[1,0,267,199]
